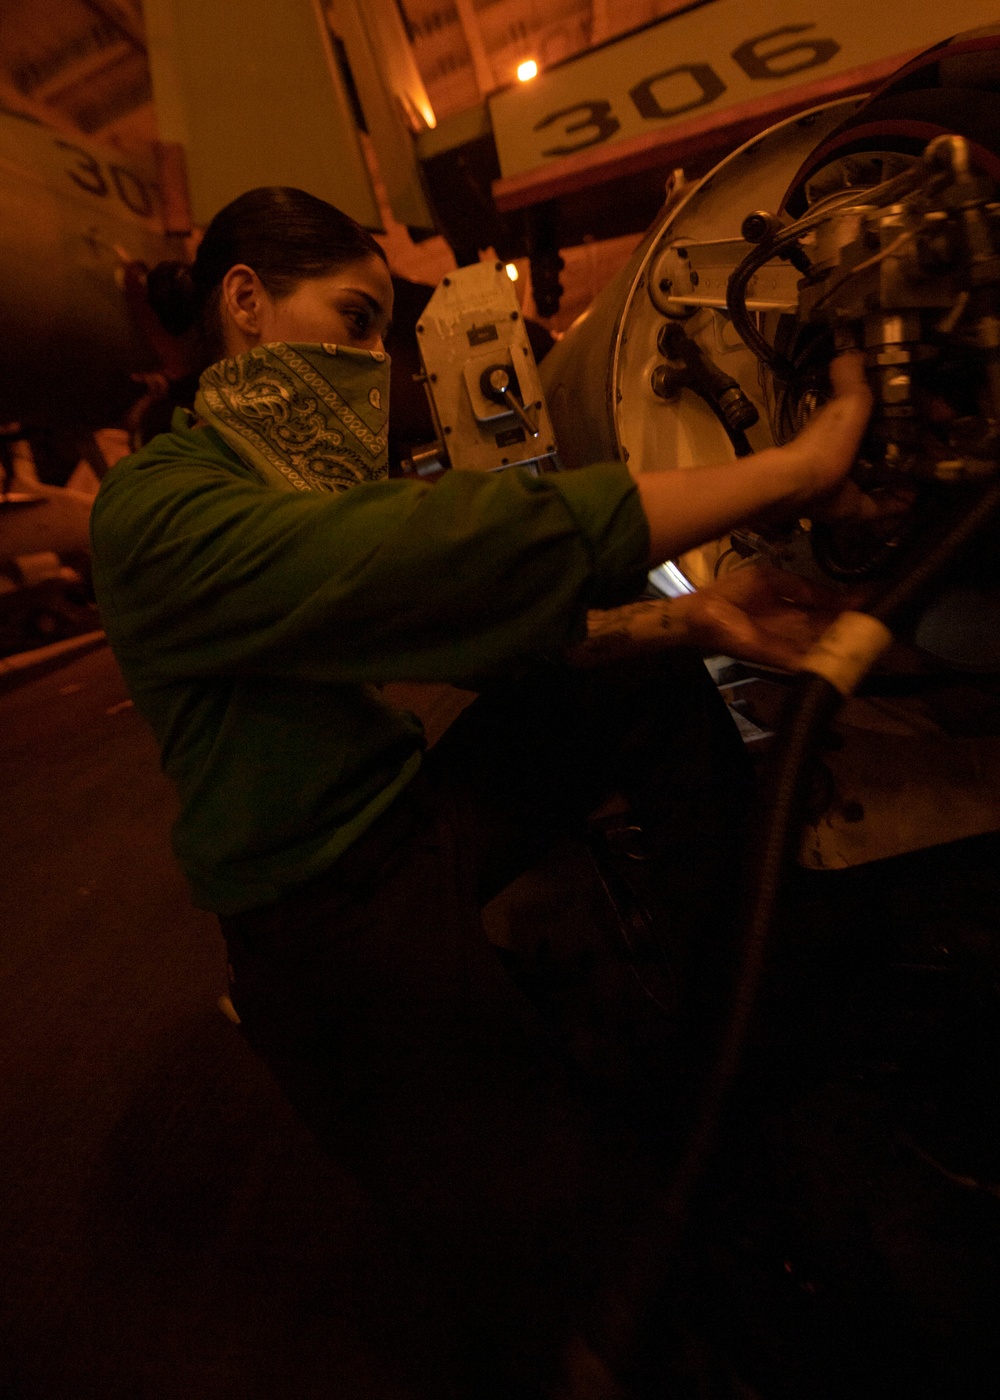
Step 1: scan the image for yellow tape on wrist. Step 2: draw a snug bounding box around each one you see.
[799,611,894,696]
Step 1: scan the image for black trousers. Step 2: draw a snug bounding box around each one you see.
[221,653,751,1399]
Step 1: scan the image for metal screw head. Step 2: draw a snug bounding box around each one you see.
[741,212,770,243]
[650,365,683,400]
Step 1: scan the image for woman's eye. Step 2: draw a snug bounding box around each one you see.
[346,310,371,335]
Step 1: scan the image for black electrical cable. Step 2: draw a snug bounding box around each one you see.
[725,236,800,380]
[585,470,1000,1392]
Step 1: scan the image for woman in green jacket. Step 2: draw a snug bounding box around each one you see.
[90,186,871,1400]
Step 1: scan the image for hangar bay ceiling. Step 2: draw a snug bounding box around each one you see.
[0,0,695,152]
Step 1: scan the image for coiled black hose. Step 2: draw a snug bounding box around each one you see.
[586,472,1000,1392]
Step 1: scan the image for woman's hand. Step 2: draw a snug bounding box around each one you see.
[671,562,846,669]
[567,563,845,671]
[779,351,874,511]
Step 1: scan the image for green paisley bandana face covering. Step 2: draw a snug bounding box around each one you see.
[194,342,390,493]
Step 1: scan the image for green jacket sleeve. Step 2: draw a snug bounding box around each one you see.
[90,448,650,687]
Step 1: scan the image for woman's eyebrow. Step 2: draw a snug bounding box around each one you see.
[340,288,389,320]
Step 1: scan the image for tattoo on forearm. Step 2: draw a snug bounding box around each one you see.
[614,601,660,622]
[568,597,684,666]
[586,600,664,634]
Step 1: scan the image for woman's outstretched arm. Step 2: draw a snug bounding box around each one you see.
[567,353,873,670]
[635,352,873,566]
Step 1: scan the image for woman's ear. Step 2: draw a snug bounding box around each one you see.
[219,264,268,349]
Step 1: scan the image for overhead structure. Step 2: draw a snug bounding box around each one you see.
[489,0,1000,197]
[325,0,437,232]
[142,0,381,230]
[0,0,155,148]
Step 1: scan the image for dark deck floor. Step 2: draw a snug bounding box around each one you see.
[1,645,425,1400]
[5,645,1000,1399]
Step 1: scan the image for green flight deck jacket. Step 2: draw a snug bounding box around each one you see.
[90,415,649,914]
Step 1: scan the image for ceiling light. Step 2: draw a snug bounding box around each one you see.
[517,59,538,82]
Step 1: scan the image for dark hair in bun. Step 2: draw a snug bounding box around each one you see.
[145,260,200,337]
[146,186,387,362]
